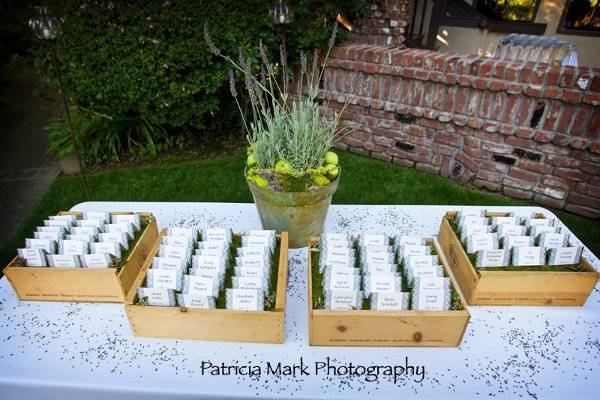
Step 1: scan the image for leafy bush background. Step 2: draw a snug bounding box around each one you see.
[38,0,366,162]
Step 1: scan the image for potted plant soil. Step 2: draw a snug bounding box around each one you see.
[205,23,348,248]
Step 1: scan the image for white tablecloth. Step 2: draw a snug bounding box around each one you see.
[0,202,598,400]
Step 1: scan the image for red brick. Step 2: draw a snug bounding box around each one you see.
[506,136,531,148]
[503,176,535,190]
[534,193,565,209]
[534,130,554,143]
[509,167,540,182]
[419,118,443,130]
[457,151,479,172]
[415,162,440,174]
[507,83,523,95]
[565,204,600,218]
[575,182,600,198]
[552,134,571,147]
[463,145,489,159]
[568,192,600,209]
[543,87,562,100]
[488,79,507,92]
[473,178,500,191]
[502,95,518,123]
[515,127,534,139]
[547,154,581,168]
[479,92,493,119]
[556,105,576,133]
[477,168,503,182]
[435,133,462,146]
[472,77,488,90]
[493,60,508,79]
[571,107,592,137]
[517,98,534,125]
[371,151,392,162]
[519,159,553,174]
[542,175,572,190]
[503,186,534,200]
[559,66,576,88]
[583,92,600,106]
[563,89,583,104]
[580,161,600,174]
[588,111,600,137]
[524,85,542,97]
[570,137,589,150]
[545,67,560,86]
[530,64,548,85]
[499,124,515,136]
[553,167,587,181]
[505,61,523,81]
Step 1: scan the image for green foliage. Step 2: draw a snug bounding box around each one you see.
[47,108,183,164]
[36,0,366,148]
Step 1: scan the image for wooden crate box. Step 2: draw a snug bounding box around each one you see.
[438,211,599,306]
[307,237,470,347]
[3,211,158,303]
[125,231,289,344]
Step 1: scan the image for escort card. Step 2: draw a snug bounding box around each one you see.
[197,240,229,251]
[192,255,224,270]
[528,225,560,237]
[70,225,99,236]
[176,293,215,309]
[34,231,63,241]
[455,210,486,219]
[49,214,77,223]
[411,277,451,311]
[322,233,351,243]
[44,219,72,229]
[475,248,510,267]
[99,232,129,248]
[182,275,219,297]
[17,248,47,266]
[394,235,427,247]
[490,216,520,226]
[459,224,492,241]
[360,252,394,267]
[237,246,269,257]
[159,244,191,260]
[36,225,66,234]
[105,222,134,239]
[359,234,388,247]
[80,253,112,268]
[112,214,142,230]
[59,239,89,255]
[247,229,276,238]
[232,276,267,293]
[319,253,355,272]
[146,268,183,291]
[76,219,105,230]
[547,246,583,266]
[405,264,444,284]
[362,275,402,298]
[25,238,57,254]
[360,263,397,275]
[494,224,527,237]
[404,255,438,269]
[322,267,360,284]
[324,290,362,310]
[465,233,499,254]
[323,273,361,292]
[65,233,96,243]
[325,247,356,259]
[152,256,188,270]
[203,228,232,242]
[137,287,176,306]
[226,288,264,311]
[234,265,268,279]
[371,292,409,310]
[195,247,228,258]
[91,241,122,258]
[396,245,432,262]
[48,254,81,268]
[511,246,545,266]
[235,255,269,270]
[526,217,553,227]
[166,227,198,240]
[241,235,274,249]
[84,211,111,223]
[502,235,534,249]
[458,216,490,227]
[162,235,195,249]
[538,232,569,249]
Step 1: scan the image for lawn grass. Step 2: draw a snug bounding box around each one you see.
[1,150,598,269]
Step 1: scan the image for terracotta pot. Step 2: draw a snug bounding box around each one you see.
[246,171,339,248]
[59,155,81,175]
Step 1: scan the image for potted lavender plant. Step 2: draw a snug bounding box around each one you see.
[205,23,348,248]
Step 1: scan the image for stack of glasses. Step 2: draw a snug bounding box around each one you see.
[17,212,141,268]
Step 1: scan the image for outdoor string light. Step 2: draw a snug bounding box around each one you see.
[29,6,91,199]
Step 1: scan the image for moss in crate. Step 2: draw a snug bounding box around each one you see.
[215,234,241,309]
[447,216,586,273]
[310,246,324,310]
[111,216,150,272]
[431,241,464,311]
[264,239,281,312]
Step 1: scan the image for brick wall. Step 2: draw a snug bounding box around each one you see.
[321,44,600,218]
[352,0,410,47]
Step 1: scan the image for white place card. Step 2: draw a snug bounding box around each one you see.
[17,248,47,266]
[475,248,510,267]
[70,226,99,236]
[165,227,198,240]
[99,232,129,249]
[235,255,269,270]
[112,214,142,230]
[458,216,490,227]
[241,235,274,249]
[198,240,229,252]
[247,229,276,238]
[191,255,224,270]
[525,218,553,227]
[362,274,402,298]
[323,273,360,292]
[455,210,486,219]
[203,228,232,242]
[396,245,432,262]
[195,247,228,258]
[48,214,77,223]
[404,254,437,269]
[33,231,63,241]
[322,233,351,243]
[152,256,188,270]
[412,277,451,311]
[360,252,394,267]
[371,292,409,310]
[502,235,534,249]
[182,275,219,297]
[319,253,355,272]
[494,224,527,237]
[232,276,267,293]
[25,238,57,254]
[48,254,81,268]
[460,224,492,241]
[324,247,356,259]
[358,234,388,247]
[528,225,560,237]
[405,264,444,283]
[159,245,191,260]
[80,253,112,268]
[465,233,499,254]
[176,293,215,309]
[91,241,122,258]
[322,267,360,283]
[84,211,111,223]
[538,232,569,249]
[137,287,176,306]
[76,219,105,230]
[162,235,195,249]
[490,216,520,225]
[394,235,427,247]
[547,246,583,266]
[146,268,183,291]
[361,263,397,275]
[44,219,72,229]
[105,223,134,238]
[59,239,89,255]
[234,265,268,279]
[36,225,66,234]
[237,246,269,257]
[226,288,264,311]
[511,246,545,266]
[65,233,96,243]
[324,290,362,310]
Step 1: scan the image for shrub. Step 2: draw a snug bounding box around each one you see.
[38,0,366,162]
